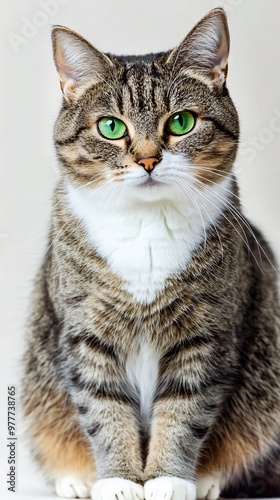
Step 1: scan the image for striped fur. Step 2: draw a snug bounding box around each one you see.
[21,8,280,500]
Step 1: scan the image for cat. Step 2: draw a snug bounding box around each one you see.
[21,7,280,500]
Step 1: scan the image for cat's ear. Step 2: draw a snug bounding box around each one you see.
[52,26,113,102]
[167,8,230,86]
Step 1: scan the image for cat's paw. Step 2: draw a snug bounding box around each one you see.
[91,477,144,499]
[55,475,91,498]
[144,476,196,500]
[196,475,220,500]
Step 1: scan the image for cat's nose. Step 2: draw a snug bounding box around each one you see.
[136,157,160,173]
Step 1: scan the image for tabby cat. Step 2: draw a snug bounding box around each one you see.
[21,8,280,500]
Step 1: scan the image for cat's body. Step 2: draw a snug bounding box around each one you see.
[22,9,280,500]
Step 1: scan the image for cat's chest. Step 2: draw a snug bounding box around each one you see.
[67,192,202,303]
[98,210,199,300]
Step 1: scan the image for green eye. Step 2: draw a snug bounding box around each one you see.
[97,117,127,140]
[167,111,195,136]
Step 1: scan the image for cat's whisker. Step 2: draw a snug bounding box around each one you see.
[86,183,120,214]
[192,173,257,232]
[176,170,251,242]
[173,175,225,260]
[195,178,280,278]
[176,171,251,255]
[167,159,238,171]
[184,178,266,275]
[191,167,237,181]
[168,163,237,178]
[157,168,236,188]
[175,173,224,258]
[173,168,244,224]
[185,167,242,202]
[170,175,208,250]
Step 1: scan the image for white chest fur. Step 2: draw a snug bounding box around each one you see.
[126,340,159,423]
[65,153,231,304]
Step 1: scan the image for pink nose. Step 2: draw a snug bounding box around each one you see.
[137,157,160,173]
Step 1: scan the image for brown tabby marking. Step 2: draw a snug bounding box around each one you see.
[193,139,236,185]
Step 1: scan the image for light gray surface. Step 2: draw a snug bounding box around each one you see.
[1,0,280,497]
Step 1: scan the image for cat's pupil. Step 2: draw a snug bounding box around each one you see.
[109,120,115,132]
[177,114,183,127]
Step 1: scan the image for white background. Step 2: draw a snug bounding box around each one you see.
[1,0,280,498]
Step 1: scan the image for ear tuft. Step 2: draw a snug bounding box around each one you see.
[52,26,112,102]
[167,8,230,86]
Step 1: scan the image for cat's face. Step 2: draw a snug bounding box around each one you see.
[53,9,239,206]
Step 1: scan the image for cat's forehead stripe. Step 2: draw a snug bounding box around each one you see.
[119,63,164,115]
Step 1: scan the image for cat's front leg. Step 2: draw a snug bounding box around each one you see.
[144,388,217,500]
[63,338,144,500]
[72,390,144,500]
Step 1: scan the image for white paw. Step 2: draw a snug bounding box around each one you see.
[91,477,144,500]
[196,475,220,500]
[144,477,196,500]
[55,475,91,498]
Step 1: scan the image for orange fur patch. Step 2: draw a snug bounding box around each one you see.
[23,387,96,481]
[34,425,96,480]
[197,431,259,479]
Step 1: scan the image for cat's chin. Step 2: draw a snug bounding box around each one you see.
[129,180,175,203]
[140,177,160,188]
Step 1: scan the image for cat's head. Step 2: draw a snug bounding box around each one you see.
[52,8,239,206]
